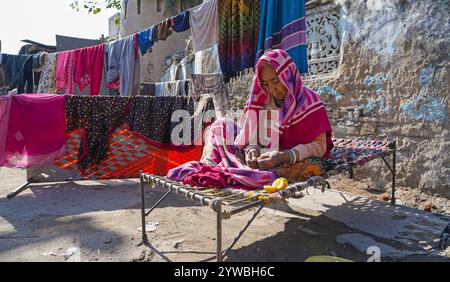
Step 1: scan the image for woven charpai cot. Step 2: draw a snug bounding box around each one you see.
[329,138,392,167]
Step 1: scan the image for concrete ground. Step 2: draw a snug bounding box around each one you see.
[0,167,449,262]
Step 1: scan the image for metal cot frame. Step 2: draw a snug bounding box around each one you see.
[140,174,331,262]
[5,139,396,261]
[139,140,396,262]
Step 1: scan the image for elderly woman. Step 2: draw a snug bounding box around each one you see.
[168,49,333,189]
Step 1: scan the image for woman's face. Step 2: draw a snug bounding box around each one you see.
[259,62,288,100]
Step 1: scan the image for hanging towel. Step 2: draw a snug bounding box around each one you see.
[137,25,158,56]
[0,94,67,167]
[171,10,190,33]
[74,44,105,96]
[157,18,173,41]
[256,0,308,74]
[189,0,219,52]
[55,50,76,94]
[218,0,260,82]
[37,53,57,94]
[106,35,141,96]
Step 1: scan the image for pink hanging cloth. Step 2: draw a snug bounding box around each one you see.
[55,51,76,94]
[0,94,67,167]
[74,44,105,96]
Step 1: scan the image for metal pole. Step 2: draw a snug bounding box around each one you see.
[222,205,264,259]
[139,173,148,243]
[216,200,223,262]
[7,182,30,199]
[145,190,172,216]
[391,140,396,205]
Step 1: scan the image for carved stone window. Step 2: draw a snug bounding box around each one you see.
[306,1,342,76]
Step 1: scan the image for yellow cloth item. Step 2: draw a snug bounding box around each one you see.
[263,177,289,193]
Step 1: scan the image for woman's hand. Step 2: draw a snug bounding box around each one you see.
[257,151,290,170]
[245,148,260,169]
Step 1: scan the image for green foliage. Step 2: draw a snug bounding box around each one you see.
[70,0,202,16]
[114,16,121,26]
[70,0,121,14]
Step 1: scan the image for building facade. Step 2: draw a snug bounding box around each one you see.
[116,0,192,83]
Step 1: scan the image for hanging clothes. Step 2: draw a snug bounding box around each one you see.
[191,74,227,119]
[125,96,199,146]
[140,83,156,96]
[31,53,45,92]
[180,57,195,80]
[189,0,219,52]
[174,80,183,96]
[37,53,57,94]
[191,73,226,96]
[0,94,67,167]
[175,80,191,96]
[154,80,190,97]
[187,80,194,96]
[168,63,181,81]
[0,54,29,89]
[65,96,214,173]
[32,53,43,70]
[218,0,260,82]
[157,18,173,41]
[180,58,188,80]
[137,25,158,56]
[256,0,308,74]
[74,44,105,96]
[65,96,133,172]
[0,63,5,90]
[106,35,141,96]
[55,50,76,94]
[155,82,167,97]
[17,55,34,94]
[194,44,222,74]
[171,10,190,33]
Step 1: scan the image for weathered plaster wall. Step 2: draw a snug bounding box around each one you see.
[228,0,450,196]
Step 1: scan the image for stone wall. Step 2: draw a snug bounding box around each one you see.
[227,0,449,197]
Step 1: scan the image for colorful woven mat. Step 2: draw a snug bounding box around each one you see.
[53,125,203,179]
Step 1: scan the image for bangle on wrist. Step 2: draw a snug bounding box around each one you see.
[285,150,293,165]
[245,147,258,155]
[291,149,297,164]
[286,149,297,165]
